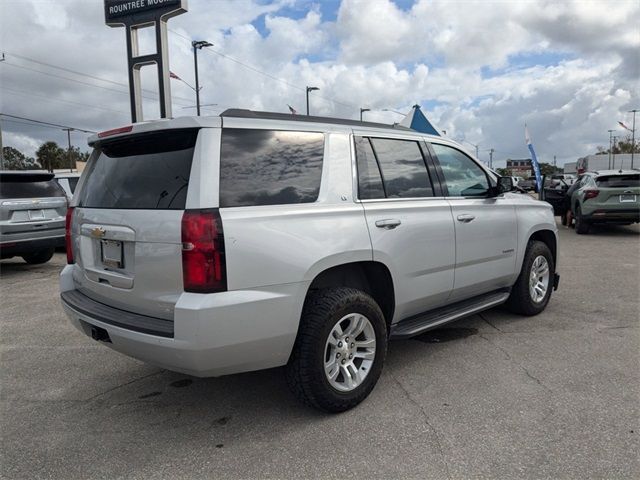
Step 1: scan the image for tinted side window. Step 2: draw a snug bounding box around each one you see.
[68,177,79,193]
[370,138,433,198]
[431,144,489,197]
[220,129,324,208]
[355,137,385,199]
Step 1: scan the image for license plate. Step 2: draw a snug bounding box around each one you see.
[101,240,123,268]
[28,209,45,220]
[620,194,637,203]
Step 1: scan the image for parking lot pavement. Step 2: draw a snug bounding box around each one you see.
[1,221,639,480]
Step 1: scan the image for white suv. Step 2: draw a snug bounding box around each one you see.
[60,109,559,412]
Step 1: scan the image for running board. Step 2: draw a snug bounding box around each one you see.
[390,289,510,340]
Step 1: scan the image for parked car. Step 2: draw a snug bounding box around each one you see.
[55,172,81,200]
[0,171,67,264]
[551,174,575,185]
[512,176,524,186]
[567,170,640,234]
[60,110,560,412]
[519,177,537,191]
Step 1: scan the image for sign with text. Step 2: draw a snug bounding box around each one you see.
[105,0,186,25]
[103,0,188,122]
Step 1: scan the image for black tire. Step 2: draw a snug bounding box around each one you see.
[506,240,554,316]
[575,206,590,234]
[286,287,388,413]
[22,248,55,265]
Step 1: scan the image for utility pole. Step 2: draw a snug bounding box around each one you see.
[608,129,615,169]
[192,40,213,116]
[489,148,494,169]
[553,155,556,168]
[306,86,319,115]
[63,128,74,172]
[612,136,618,169]
[0,114,4,170]
[630,109,638,169]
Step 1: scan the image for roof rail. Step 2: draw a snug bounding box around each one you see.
[220,108,413,131]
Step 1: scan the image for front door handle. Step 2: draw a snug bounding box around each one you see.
[456,214,476,223]
[375,219,401,229]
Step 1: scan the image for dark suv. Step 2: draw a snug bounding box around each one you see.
[0,172,68,264]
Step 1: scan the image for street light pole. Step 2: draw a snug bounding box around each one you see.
[489,148,494,169]
[360,108,370,121]
[306,86,319,116]
[630,109,638,169]
[0,114,4,170]
[192,40,213,116]
[612,136,618,169]
[608,129,615,169]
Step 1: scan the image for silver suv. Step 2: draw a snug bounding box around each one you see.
[1,172,67,264]
[60,110,559,412]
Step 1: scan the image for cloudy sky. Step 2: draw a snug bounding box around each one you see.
[0,0,638,167]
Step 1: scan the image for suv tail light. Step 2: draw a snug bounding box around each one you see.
[65,207,75,264]
[583,189,599,200]
[181,209,227,293]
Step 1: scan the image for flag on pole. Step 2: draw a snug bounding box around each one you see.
[618,121,633,132]
[525,125,543,192]
[169,71,181,80]
[287,104,297,115]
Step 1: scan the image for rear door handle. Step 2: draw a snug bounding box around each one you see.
[375,219,401,229]
[456,214,476,223]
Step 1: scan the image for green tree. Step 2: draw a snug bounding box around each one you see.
[594,134,640,155]
[496,167,510,176]
[538,162,560,176]
[2,146,37,170]
[36,142,66,172]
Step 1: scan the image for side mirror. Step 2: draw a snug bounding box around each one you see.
[497,176,514,194]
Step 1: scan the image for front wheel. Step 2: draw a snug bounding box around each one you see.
[506,240,554,316]
[286,287,388,413]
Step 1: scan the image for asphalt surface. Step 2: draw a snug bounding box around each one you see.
[1,220,639,479]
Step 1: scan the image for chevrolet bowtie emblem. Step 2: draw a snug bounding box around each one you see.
[91,227,106,238]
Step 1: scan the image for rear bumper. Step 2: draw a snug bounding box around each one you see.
[0,235,64,258]
[583,209,640,223]
[59,265,307,377]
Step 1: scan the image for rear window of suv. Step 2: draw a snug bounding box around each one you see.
[220,129,324,207]
[77,129,197,210]
[0,174,66,199]
[595,174,640,188]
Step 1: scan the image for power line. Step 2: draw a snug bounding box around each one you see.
[1,51,195,104]
[1,86,129,115]
[167,29,357,112]
[0,114,96,133]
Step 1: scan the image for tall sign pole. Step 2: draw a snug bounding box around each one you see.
[104,0,188,123]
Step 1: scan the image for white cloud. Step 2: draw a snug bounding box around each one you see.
[0,0,638,167]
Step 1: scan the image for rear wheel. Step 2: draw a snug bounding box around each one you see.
[506,240,554,316]
[575,206,590,234]
[22,248,55,265]
[286,287,387,413]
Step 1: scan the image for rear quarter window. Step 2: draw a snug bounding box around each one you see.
[219,129,324,207]
[77,129,197,210]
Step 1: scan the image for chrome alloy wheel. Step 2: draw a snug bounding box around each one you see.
[324,313,377,392]
[529,255,550,303]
